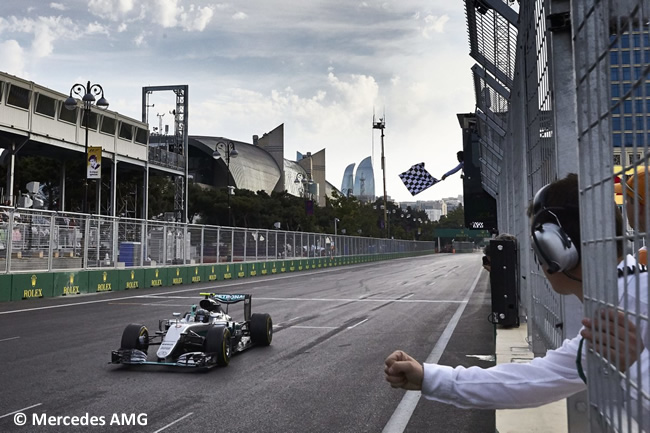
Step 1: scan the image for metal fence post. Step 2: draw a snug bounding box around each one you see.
[7,209,14,272]
[216,227,221,263]
[83,215,90,270]
[200,226,205,264]
[47,215,54,271]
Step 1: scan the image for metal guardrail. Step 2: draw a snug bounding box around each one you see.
[0,206,437,273]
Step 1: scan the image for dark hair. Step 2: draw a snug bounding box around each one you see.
[528,173,624,258]
[456,151,464,162]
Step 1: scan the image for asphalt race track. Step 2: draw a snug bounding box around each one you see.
[0,253,496,433]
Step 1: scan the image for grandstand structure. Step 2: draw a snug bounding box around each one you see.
[0,71,336,220]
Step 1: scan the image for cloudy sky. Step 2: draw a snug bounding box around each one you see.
[1,0,474,202]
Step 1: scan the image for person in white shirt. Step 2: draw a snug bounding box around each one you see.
[385,174,648,422]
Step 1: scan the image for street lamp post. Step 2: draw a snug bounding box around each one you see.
[334,218,340,236]
[213,141,238,226]
[373,116,388,238]
[65,81,109,214]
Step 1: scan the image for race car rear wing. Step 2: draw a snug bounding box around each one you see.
[200,293,251,321]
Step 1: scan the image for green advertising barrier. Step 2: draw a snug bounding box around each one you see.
[88,269,118,293]
[235,263,246,279]
[0,274,11,301]
[169,266,188,285]
[269,261,279,275]
[221,263,236,280]
[248,262,258,278]
[119,268,145,290]
[258,262,270,276]
[304,259,311,270]
[13,272,54,300]
[188,265,203,284]
[53,271,88,297]
[204,264,219,282]
[145,267,168,288]
[288,260,297,272]
[297,259,305,271]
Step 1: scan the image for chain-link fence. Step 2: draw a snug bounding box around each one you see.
[0,206,437,274]
[467,0,649,430]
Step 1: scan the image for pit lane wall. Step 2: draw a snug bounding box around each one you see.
[1,253,435,302]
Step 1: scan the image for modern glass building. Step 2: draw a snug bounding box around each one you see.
[340,163,355,196]
[353,156,375,201]
[610,29,650,167]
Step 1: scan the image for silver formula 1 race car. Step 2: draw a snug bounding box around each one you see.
[111,292,272,369]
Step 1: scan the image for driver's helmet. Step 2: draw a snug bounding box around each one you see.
[200,298,221,313]
[195,309,210,323]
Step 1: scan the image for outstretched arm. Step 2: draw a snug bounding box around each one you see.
[385,336,587,410]
[441,162,464,180]
[384,350,424,390]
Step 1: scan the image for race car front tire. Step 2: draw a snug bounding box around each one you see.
[250,313,273,346]
[204,326,231,366]
[120,324,149,354]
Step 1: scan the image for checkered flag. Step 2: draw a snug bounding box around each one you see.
[399,162,438,196]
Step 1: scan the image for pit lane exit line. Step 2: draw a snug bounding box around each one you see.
[0,403,42,420]
[153,412,193,433]
[382,266,483,433]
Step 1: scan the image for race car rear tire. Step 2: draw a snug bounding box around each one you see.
[250,313,273,346]
[120,324,149,354]
[205,326,231,366]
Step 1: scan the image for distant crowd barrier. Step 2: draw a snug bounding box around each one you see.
[0,206,437,302]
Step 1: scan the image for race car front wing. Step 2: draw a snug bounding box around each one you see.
[111,349,217,368]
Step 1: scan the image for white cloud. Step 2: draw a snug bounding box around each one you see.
[179,5,214,31]
[232,11,247,20]
[133,30,147,46]
[420,14,449,38]
[23,16,80,58]
[1,1,473,201]
[0,39,25,76]
[155,0,180,28]
[88,0,135,21]
[50,2,66,11]
[86,21,110,35]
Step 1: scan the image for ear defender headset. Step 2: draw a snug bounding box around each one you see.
[530,184,580,275]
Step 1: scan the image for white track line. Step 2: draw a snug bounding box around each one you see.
[255,297,461,304]
[0,336,20,342]
[382,267,483,433]
[285,325,337,330]
[347,318,369,329]
[111,297,462,307]
[0,403,42,419]
[153,412,193,433]
[0,262,417,316]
